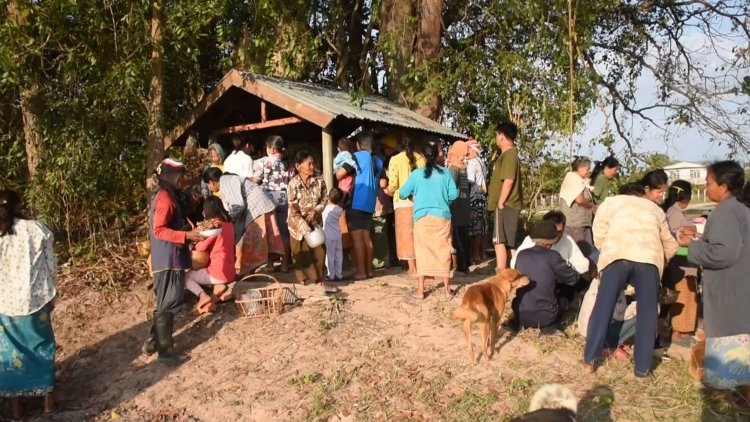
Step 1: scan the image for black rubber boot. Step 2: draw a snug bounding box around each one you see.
[154,312,187,365]
[141,315,158,356]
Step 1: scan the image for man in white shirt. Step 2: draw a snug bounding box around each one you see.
[223,135,254,180]
[511,210,589,275]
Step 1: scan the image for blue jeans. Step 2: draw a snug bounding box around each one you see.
[606,318,636,349]
[584,260,659,377]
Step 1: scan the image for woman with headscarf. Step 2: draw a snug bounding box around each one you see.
[287,149,328,284]
[143,159,205,364]
[385,135,425,279]
[465,138,488,263]
[0,190,57,418]
[447,140,471,275]
[201,142,226,198]
[559,157,596,259]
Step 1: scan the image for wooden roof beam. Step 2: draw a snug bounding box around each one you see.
[211,116,303,136]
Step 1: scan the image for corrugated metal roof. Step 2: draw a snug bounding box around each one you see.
[243,72,466,139]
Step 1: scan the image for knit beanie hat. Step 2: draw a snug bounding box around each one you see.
[530,220,559,245]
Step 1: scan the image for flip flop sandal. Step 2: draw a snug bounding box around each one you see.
[406,291,425,300]
[324,285,340,294]
[613,346,631,360]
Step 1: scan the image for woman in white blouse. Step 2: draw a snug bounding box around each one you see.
[223,135,254,180]
[0,190,57,418]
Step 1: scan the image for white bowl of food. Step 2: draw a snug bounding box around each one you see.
[199,228,222,237]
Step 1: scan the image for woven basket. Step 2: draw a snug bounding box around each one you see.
[233,274,298,318]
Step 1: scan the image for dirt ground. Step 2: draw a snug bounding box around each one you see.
[9,262,749,422]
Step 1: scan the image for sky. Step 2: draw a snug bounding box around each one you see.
[573,19,748,163]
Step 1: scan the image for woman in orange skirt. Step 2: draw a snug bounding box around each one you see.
[398,141,458,299]
[386,136,425,278]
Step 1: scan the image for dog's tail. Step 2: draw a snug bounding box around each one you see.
[451,306,484,322]
[528,384,577,414]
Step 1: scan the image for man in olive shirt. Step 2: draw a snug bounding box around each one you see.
[487,122,523,272]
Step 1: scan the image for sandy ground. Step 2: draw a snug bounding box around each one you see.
[6,262,746,422]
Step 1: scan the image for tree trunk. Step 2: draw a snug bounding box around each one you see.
[335,0,365,89]
[414,0,443,119]
[146,0,165,189]
[380,0,417,104]
[20,84,44,180]
[8,0,44,180]
[380,0,442,119]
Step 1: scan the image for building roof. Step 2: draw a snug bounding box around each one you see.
[663,161,707,170]
[164,70,466,149]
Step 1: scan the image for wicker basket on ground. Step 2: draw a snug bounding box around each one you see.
[233,274,298,318]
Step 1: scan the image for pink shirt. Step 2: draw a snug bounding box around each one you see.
[194,221,236,282]
[338,174,353,194]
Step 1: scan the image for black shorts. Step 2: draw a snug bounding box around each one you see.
[346,209,373,231]
[492,207,521,248]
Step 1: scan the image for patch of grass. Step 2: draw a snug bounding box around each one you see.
[447,391,498,422]
[288,372,322,388]
[417,370,452,408]
[297,366,360,420]
[318,318,336,331]
[318,296,349,331]
[300,317,747,422]
[308,384,335,421]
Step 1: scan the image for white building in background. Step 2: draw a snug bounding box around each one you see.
[664,161,708,186]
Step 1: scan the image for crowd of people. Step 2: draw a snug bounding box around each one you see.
[2,121,750,418]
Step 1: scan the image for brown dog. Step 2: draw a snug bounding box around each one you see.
[451,268,530,363]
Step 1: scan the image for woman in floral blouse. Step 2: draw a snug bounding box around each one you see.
[287,149,327,284]
[0,190,57,419]
[253,135,292,272]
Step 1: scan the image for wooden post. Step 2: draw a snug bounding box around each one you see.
[261,100,267,122]
[322,125,334,189]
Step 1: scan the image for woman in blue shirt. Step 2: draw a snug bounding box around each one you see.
[400,140,458,299]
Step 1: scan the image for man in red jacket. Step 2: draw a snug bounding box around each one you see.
[142,159,204,364]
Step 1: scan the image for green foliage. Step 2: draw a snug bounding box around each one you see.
[1,0,744,252]
[0,0,228,247]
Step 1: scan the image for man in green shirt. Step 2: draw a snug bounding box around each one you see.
[487,122,523,272]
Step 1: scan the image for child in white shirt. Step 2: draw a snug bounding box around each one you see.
[322,187,344,280]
